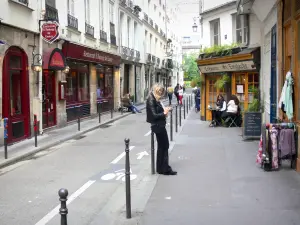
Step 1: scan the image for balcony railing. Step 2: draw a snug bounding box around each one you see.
[147,54,152,63]
[67,14,78,30]
[135,50,140,61]
[144,13,148,22]
[110,35,117,46]
[155,24,158,31]
[129,48,134,58]
[121,46,130,57]
[100,30,107,42]
[85,23,94,37]
[18,0,28,5]
[110,22,115,36]
[45,4,59,22]
[149,18,153,26]
[152,55,156,64]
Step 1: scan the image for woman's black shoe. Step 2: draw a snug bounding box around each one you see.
[163,171,177,175]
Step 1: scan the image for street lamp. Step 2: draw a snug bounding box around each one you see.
[192,22,198,32]
[32,53,43,72]
[63,66,70,74]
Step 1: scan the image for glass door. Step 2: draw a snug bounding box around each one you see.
[42,71,56,128]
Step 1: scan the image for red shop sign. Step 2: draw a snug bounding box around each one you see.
[62,42,121,65]
[41,22,60,44]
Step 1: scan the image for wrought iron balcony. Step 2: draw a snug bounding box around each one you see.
[135,50,140,61]
[45,4,59,22]
[119,0,127,6]
[67,14,78,30]
[18,0,28,5]
[121,46,130,57]
[144,13,148,22]
[157,57,160,66]
[152,55,156,64]
[100,30,107,42]
[110,22,115,36]
[85,23,94,37]
[147,53,152,63]
[129,48,134,59]
[110,35,117,46]
[149,18,153,26]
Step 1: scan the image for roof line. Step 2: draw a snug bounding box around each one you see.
[200,1,237,16]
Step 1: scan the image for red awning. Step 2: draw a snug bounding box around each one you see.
[43,48,66,70]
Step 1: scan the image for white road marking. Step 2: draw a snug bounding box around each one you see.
[144,130,151,136]
[165,196,172,200]
[110,146,135,164]
[136,151,149,160]
[35,180,95,225]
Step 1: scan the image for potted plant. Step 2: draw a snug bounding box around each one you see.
[134,5,142,14]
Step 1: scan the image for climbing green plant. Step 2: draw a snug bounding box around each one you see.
[214,74,230,89]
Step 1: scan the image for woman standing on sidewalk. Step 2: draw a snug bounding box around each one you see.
[146,83,177,175]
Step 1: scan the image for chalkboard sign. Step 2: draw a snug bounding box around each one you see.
[243,112,262,139]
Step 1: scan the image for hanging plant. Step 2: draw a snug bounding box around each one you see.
[214,74,230,89]
[191,75,204,88]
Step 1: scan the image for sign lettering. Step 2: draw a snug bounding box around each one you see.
[199,61,256,73]
[41,22,60,44]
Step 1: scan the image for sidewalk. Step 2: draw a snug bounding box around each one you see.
[140,112,300,225]
[0,103,150,169]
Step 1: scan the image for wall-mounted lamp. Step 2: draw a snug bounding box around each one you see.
[32,53,43,72]
[63,66,70,74]
[192,17,199,33]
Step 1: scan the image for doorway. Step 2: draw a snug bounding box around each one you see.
[123,64,130,95]
[2,47,30,143]
[270,25,277,123]
[42,71,56,128]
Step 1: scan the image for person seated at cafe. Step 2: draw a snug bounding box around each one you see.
[221,95,239,119]
[214,94,226,124]
[121,93,142,114]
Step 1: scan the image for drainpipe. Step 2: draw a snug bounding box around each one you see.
[38,0,45,135]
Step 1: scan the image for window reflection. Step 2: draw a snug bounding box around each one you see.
[10,72,22,116]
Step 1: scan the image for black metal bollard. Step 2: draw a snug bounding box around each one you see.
[3,118,8,159]
[34,114,38,147]
[170,109,173,141]
[151,132,155,174]
[179,104,182,126]
[111,106,113,119]
[59,188,68,225]
[175,105,178,132]
[77,106,81,131]
[187,97,189,114]
[183,99,186,119]
[189,95,191,110]
[98,103,101,124]
[124,138,132,219]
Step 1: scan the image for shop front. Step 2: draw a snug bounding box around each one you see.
[2,47,30,143]
[42,48,67,128]
[62,42,121,121]
[197,47,260,121]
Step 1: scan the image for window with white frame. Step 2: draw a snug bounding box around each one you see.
[67,0,75,15]
[85,0,90,23]
[109,2,114,23]
[232,13,248,44]
[210,19,220,46]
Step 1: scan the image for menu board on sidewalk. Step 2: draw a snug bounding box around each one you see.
[243,112,262,139]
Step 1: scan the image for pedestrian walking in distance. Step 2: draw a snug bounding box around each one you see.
[146,83,177,175]
[167,85,174,106]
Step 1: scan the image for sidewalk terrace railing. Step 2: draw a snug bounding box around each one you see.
[135,50,140,61]
[149,18,153,26]
[85,23,94,37]
[143,13,148,22]
[100,30,107,42]
[45,4,59,22]
[67,14,78,30]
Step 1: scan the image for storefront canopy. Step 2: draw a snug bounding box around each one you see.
[197,47,260,74]
[43,48,67,70]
